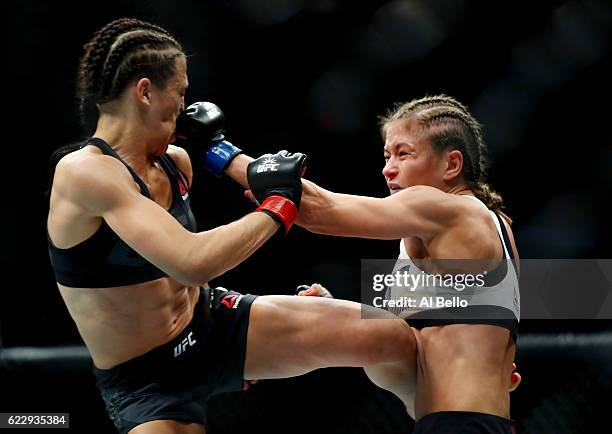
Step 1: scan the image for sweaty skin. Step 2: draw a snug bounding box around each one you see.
[301,284,522,395]
[228,117,519,420]
[50,139,281,369]
[50,60,420,434]
[48,58,280,369]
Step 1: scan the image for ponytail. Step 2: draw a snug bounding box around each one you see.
[470,181,512,225]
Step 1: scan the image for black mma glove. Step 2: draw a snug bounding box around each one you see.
[247,150,307,233]
[175,102,242,177]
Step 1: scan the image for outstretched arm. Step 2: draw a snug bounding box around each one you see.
[51,149,308,286]
[178,101,456,241]
[228,155,459,241]
[300,182,459,240]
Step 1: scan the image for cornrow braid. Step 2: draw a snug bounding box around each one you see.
[381,95,484,153]
[111,50,182,101]
[48,18,185,198]
[417,107,483,182]
[382,95,487,167]
[379,95,510,220]
[80,20,144,85]
[394,94,472,116]
[78,18,171,119]
[79,18,172,88]
[76,18,183,129]
[98,31,180,102]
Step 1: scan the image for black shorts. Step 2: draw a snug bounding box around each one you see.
[413,411,515,434]
[92,287,258,434]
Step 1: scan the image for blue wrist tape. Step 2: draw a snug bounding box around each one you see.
[202,140,242,177]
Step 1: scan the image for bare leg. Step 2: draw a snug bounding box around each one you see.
[364,358,417,418]
[128,420,205,434]
[244,295,417,408]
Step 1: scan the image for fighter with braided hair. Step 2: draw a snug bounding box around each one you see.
[47,18,419,434]
[211,94,521,433]
[50,17,518,433]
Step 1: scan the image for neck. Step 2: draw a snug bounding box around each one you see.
[93,111,157,174]
[445,184,474,196]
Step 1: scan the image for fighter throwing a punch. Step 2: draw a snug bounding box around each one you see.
[47,18,418,434]
[181,95,520,433]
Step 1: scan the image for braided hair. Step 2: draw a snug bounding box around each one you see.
[77,17,183,128]
[48,18,184,195]
[379,95,511,222]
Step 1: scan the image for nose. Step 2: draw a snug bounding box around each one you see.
[382,158,398,180]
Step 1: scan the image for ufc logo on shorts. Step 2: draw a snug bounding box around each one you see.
[173,331,197,358]
[256,157,279,173]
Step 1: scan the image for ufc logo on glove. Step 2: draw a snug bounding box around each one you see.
[256,157,279,173]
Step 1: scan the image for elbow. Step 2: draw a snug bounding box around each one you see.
[174,234,215,286]
[172,269,205,288]
[180,253,226,287]
[175,271,213,288]
[180,262,216,287]
[173,251,214,287]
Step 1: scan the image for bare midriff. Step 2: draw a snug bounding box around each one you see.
[412,323,516,419]
[58,277,201,369]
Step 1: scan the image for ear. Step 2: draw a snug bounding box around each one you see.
[134,78,153,106]
[443,149,464,182]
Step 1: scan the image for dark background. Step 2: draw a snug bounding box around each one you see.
[2,0,612,432]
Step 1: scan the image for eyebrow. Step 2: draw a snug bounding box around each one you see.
[383,142,414,152]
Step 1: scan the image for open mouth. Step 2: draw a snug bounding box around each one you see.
[388,184,403,194]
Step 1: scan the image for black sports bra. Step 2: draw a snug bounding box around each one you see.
[48,138,197,287]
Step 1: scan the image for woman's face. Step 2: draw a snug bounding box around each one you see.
[382,119,447,194]
[148,56,188,154]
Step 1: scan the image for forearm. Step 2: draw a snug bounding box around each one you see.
[295,179,335,233]
[299,183,413,239]
[224,152,387,237]
[186,212,279,284]
[226,154,253,188]
[226,155,344,233]
[297,180,369,236]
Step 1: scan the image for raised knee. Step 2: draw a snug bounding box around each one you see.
[359,320,415,364]
[378,320,416,362]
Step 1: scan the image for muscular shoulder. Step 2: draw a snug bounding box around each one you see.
[166,145,193,187]
[450,195,509,260]
[391,187,495,242]
[53,148,138,215]
[392,186,471,223]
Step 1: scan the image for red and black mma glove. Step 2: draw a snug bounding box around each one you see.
[247,150,307,233]
[175,102,242,177]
